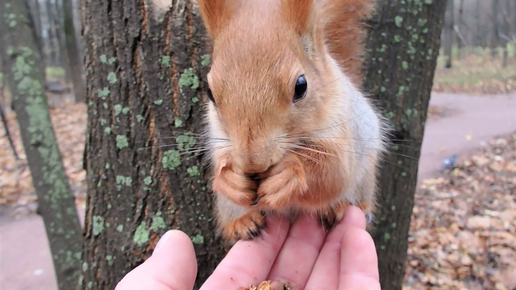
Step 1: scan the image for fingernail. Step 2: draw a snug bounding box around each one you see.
[153,230,173,255]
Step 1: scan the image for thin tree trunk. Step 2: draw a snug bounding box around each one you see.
[80,1,225,289]
[362,0,447,288]
[502,0,510,67]
[0,1,82,289]
[63,0,85,102]
[457,0,464,59]
[475,0,481,47]
[444,0,454,68]
[491,0,499,58]
[44,0,60,67]
[0,65,18,160]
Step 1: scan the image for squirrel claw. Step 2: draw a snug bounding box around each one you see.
[364,211,373,225]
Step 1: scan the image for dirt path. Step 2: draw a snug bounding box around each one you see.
[1,92,515,290]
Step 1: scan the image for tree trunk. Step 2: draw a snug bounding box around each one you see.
[457,0,464,59]
[0,1,82,289]
[444,0,454,68]
[26,0,46,82]
[80,1,225,289]
[501,0,510,67]
[475,0,481,47]
[491,0,499,58]
[45,0,60,67]
[362,0,447,289]
[63,0,86,102]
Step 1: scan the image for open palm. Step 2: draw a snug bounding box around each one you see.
[116,206,380,290]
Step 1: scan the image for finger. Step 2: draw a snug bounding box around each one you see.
[200,214,290,290]
[115,230,197,290]
[266,214,326,289]
[304,205,367,290]
[339,227,380,290]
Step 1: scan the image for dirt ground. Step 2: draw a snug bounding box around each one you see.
[0,91,515,290]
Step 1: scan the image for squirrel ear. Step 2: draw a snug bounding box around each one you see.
[198,0,236,39]
[280,0,315,34]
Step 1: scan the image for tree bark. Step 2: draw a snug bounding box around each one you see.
[0,1,82,289]
[63,0,86,102]
[362,0,447,289]
[80,1,225,289]
[444,0,454,68]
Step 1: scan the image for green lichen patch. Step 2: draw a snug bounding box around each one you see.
[133,222,150,245]
[159,55,171,68]
[116,225,124,232]
[191,234,204,244]
[137,115,145,123]
[122,107,130,115]
[178,68,200,91]
[116,175,132,191]
[92,216,105,236]
[394,16,403,27]
[114,104,122,116]
[150,216,166,231]
[107,72,118,84]
[162,150,181,170]
[176,133,196,151]
[100,54,107,63]
[144,176,152,185]
[154,99,163,106]
[201,54,211,67]
[187,166,200,177]
[174,119,183,128]
[97,87,110,99]
[116,135,129,149]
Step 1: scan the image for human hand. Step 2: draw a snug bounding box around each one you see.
[115,205,380,290]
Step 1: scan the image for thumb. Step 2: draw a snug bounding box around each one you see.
[116,230,198,290]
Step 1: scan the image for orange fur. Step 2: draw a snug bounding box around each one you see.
[323,0,376,84]
[199,0,383,245]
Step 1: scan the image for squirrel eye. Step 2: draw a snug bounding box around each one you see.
[293,75,307,103]
[207,87,216,104]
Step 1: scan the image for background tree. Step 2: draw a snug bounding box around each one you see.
[444,0,454,68]
[491,0,499,58]
[362,0,447,289]
[63,0,86,102]
[80,1,225,289]
[0,0,82,289]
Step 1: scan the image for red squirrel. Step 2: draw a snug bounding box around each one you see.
[198,0,386,245]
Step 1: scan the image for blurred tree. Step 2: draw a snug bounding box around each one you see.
[80,1,225,289]
[491,0,499,58]
[362,0,447,289]
[0,0,82,289]
[444,0,454,68]
[63,0,86,102]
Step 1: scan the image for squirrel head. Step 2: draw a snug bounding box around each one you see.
[199,0,356,174]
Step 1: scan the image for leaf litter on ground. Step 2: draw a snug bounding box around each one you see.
[0,103,87,213]
[404,133,516,290]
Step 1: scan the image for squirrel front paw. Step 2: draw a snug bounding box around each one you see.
[222,210,266,243]
[255,156,308,209]
[212,158,258,207]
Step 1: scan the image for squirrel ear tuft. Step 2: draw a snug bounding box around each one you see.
[198,0,236,39]
[280,0,315,34]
